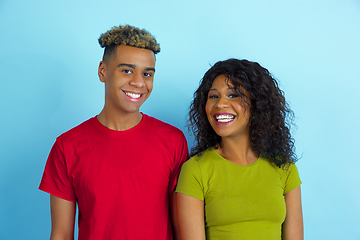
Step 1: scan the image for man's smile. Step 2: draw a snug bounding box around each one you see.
[123,90,143,100]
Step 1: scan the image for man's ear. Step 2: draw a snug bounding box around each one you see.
[98,61,106,83]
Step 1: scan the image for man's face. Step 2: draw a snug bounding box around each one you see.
[98,45,156,116]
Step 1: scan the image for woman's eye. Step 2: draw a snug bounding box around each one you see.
[208,94,218,99]
[228,93,240,99]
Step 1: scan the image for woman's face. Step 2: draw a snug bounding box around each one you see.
[205,75,251,139]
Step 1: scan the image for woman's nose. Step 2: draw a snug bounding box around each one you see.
[215,96,229,109]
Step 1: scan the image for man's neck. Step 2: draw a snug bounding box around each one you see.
[97,109,143,131]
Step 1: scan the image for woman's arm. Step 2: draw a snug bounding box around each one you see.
[282,185,304,240]
[49,195,76,240]
[176,193,206,240]
[170,191,180,240]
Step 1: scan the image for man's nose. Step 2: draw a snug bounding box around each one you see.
[130,73,145,88]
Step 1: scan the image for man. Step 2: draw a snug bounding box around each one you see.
[39,25,188,240]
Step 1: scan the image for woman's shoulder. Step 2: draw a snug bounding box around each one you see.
[188,148,218,163]
[259,156,299,177]
[181,148,222,175]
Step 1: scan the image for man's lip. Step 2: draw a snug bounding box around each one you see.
[122,90,144,95]
[122,90,144,102]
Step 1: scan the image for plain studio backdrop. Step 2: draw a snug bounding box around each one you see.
[0,0,359,239]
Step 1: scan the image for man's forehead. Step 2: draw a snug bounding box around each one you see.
[115,45,155,61]
[107,45,155,69]
[116,45,155,56]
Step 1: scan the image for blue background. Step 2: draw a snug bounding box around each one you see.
[1,0,359,239]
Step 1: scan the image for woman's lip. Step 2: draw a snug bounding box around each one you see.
[212,112,235,125]
[213,112,235,117]
[213,118,234,126]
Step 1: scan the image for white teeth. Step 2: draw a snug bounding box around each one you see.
[218,119,232,123]
[125,92,141,99]
[215,115,234,122]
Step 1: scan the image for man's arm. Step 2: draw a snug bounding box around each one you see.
[49,195,76,240]
[282,186,304,240]
[176,193,206,240]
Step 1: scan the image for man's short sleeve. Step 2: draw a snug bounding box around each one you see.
[39,139,76,202]
[169,133,189,193]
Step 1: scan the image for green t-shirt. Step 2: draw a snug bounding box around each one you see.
[176,148,301,240]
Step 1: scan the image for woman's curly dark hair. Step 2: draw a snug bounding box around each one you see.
[189,58,297,167]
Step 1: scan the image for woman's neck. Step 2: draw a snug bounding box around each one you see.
[216,135,258,165]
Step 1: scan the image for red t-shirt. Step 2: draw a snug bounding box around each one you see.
[39,114,188,240]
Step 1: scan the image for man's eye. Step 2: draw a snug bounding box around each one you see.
[123,69,132,74]
[143,72,152,77]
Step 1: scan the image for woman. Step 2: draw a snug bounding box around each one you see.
[176,59,303,240]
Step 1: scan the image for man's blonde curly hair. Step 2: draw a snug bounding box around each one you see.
[99,25,160,62]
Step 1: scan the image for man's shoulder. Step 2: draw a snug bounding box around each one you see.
[144,114,184,135]
[57,116,96,142]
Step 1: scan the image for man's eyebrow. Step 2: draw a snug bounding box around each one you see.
[117,63,135,68]
[145,67,155,72]
[117,64,155,72]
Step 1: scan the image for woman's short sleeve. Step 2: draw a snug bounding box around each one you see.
[283,163,302,195]
[175,157,204,201]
